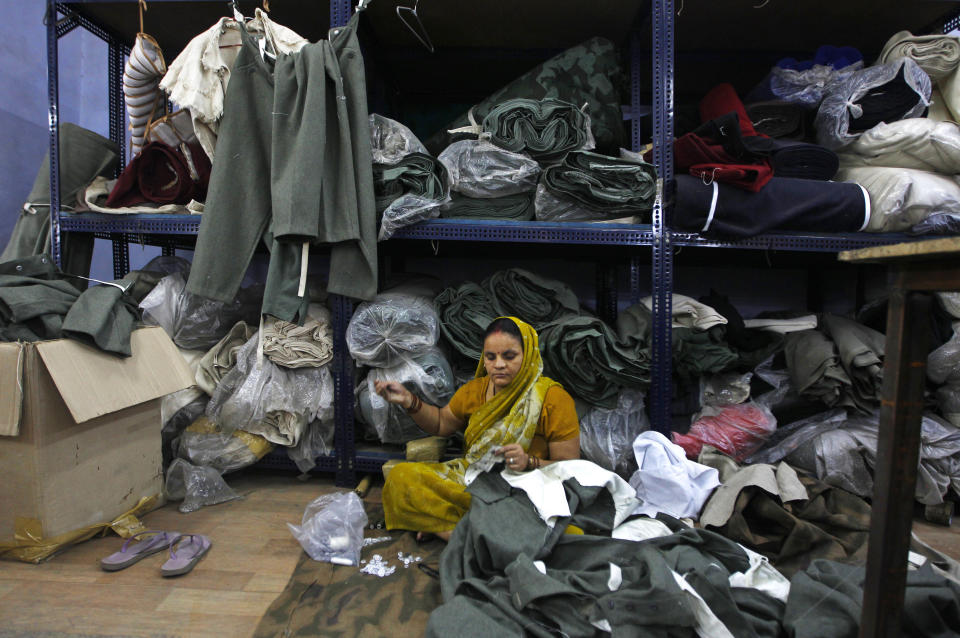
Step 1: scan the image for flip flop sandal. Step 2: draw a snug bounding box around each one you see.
[100,530,182,572]
[160,534,212,577]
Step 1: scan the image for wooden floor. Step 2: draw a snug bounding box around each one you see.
[0,468,958,638]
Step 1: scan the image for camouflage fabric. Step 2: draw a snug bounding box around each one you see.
[254,506,445,638]
[426,37,625,156]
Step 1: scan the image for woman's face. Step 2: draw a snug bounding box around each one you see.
[483,331,524,391]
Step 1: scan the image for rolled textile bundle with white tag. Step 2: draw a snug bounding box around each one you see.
[124,32,167,156]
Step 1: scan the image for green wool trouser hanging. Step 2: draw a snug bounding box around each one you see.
[186,12,377,320]
[440,193,534,221]
[482,98,590,165]
[541,150,658,216]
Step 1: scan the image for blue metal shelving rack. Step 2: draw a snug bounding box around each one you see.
[45,0,956,486]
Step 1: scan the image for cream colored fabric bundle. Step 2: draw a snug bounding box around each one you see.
[124,33,167,156]
[262,304,334,368]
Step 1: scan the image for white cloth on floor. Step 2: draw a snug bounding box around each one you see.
[743,315,818,334]
[610,516,676,541]
[640,294,727,330]
[628,431,720,520]
[500,459,639,528]
[730,547,792,603]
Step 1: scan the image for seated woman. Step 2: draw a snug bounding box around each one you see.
[375,316,580,541]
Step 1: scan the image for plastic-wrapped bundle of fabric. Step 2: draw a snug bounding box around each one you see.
[262,303,333,369]
[438,139,540,198]
[369,113,428,165]
[539,315,650,408]
[835,166,960,233]
[176,415,273,474]
[578,388,649,477]
[439,193,534,221]
[837,119,960,174]
[358,347,456,444]
[434,282,497,361]
[536,151,656,221]
[346,292,439,368]
[673,174,869,238]
[207,334,334,446]
[673,402,777,462]
[482,98,591,164]
[373,152,449,240]
[820,314,884,412]
[426,37,625,155]
[783,329,852,408]
[746,45,864,107]
[815,58,932,150]
[287,417,336,473]
[748,409,960,506]
[482,268,581,329]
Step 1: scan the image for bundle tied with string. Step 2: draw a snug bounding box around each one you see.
[124,1,167,157]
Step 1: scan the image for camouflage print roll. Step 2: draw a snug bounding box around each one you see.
[482,98,590,164]
[540,150,657,216]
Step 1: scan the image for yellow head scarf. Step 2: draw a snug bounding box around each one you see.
[462,316,558,465]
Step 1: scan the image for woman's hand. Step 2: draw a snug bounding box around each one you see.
[374,380,413,410]
[496,443,530,472]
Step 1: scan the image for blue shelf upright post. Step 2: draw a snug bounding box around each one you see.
[46,0,62,268]
[649,0,675,433]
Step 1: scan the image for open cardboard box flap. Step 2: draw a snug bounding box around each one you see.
[34,326,195,424]
[0,343,25,436]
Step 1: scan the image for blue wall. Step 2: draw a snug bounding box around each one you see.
[0,2,158,281]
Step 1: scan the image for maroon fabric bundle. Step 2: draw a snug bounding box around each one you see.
[699,82,759,137]
[106,141,211,208]
[674,126,774,192]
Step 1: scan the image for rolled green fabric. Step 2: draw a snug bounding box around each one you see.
[539,315,650,408]
[671,326,740,384]
[435,282,497,361]
[440,193,535,221]
[540,151,657,216]
[483,98,590,164]
[372,152,449,214]
[482,268,581,328]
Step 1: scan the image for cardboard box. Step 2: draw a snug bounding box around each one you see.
[0,327,195,541]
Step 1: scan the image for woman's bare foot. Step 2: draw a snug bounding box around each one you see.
[415,530,452,542]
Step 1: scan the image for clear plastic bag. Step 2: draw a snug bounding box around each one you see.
[672,401,777,462]
[767,62,862,107]
[164,458,242,513]
[346,293,440,368]
[533,183,639,223]
[177,416,273,474]
[162,395,209,469]
[378,193,448,241]
[287,417,336,474]
[700,372,753,408]
[287,491,368,565]
[937,384,960,428]
[438,139,540,198]
[911,213,960,236]
[139,272,262,350]
[938,293,960,320]
[360,347,456,444]
[578,388,650,477]
[369,113,428,165]
[815,58,932,150]
[928,328,960,384]
[206,334,335,446]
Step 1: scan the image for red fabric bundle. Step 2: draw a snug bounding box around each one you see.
[672,402,777,461]
[106,141,211,207]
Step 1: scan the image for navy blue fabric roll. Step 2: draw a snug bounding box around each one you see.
[673,174,869,237]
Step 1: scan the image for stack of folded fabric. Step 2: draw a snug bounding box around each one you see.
[535,151,657,221]
[482,97,591,165]
[373,150,450,240]
[434,282,497,361]
[439,193,534,221]
[482,268,582,328]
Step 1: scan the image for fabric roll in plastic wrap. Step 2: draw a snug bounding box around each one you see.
[440,193,535,221]
[369,113,429,165]
[438,139,540,198]
[434,282,497,361]
[177,415,273,474]
[578,388,649,477]
[346,292,440,368]
[536,151,656,220]
[482,98,592,165]
[673,174,869,238]
[815,58,932,150]
[124,33,167,157]
[835,166,960,233]
[747,45,864,107]
[482,268,581,329]
[373,152,450,240]
[539,315,650,408]
[837,119,960,174]
[672,402,777,462]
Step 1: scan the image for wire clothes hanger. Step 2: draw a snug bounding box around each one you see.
[397,0,434,53]
[228,0,244,22]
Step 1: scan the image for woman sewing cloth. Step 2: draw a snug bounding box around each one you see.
[375,316,580,541]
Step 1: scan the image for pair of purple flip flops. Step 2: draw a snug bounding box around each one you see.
[100,530,212,577]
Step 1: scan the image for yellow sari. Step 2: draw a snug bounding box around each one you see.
[382,317,557,533]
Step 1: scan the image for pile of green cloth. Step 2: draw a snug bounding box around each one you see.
[372,152,449,215]
[434,282,497,361]
[426,37,625,155]
[540,315,650,408]
[439,193,534,221]
[539,151,657,218]
[482,268,581,328]
[482,98,590,165]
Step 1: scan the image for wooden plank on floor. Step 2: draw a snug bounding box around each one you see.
[157,588,279,616]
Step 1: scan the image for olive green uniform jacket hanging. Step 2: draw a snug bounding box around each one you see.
[186,12,377,321]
